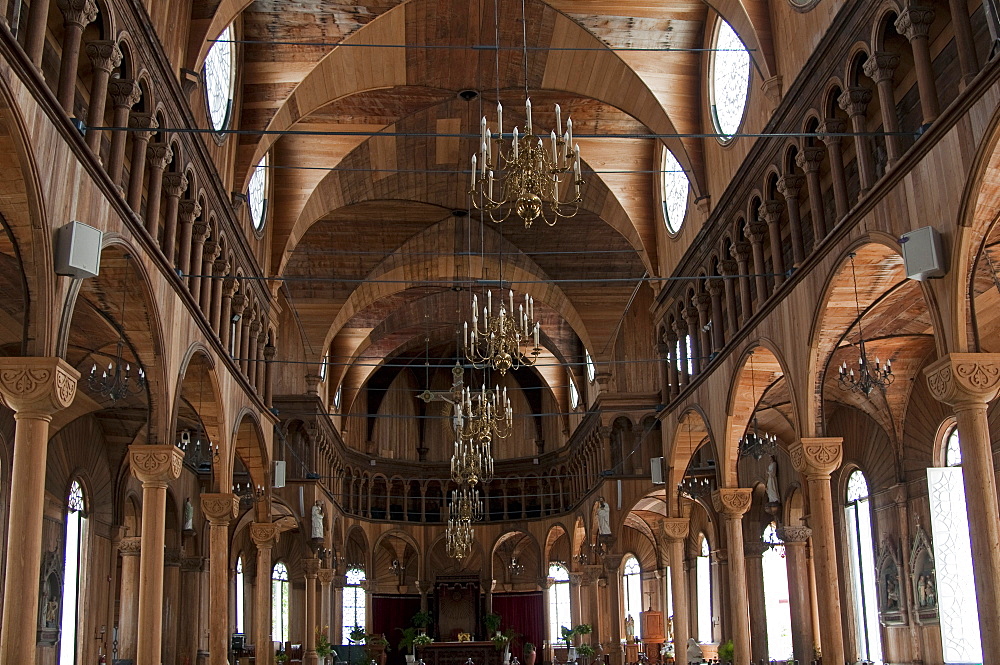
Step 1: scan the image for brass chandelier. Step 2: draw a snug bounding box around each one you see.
[467,0,584,227]
[469,99,584,227]
[445,486,484,559]
[464,289,541,375]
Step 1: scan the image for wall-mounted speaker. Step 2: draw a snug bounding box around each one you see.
[651,456,665,484]
[273,460,286,488]
[55,221,102,279]
[900,226,945,281]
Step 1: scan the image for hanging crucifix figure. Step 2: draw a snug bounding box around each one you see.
[417,361,467,435]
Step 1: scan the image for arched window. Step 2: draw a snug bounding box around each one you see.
[660,148,690,234]
[204,24,235,132]
[696,535,712,643]
[709,19,750,140]
[248,153,269,231]
[333,384,343,411]
[761,524,793,660]
[319,352,329,382]
[59,480,86,665]
[585,350,596,383]
[568,377,580,410]
[845,470,882,664]
[235,556,246,634]
[547,562,572,643]
[928,426,982,663]
[342,566,367,641]
[271,562,290,644]
[622,555,643,639]
[675,333,694,375]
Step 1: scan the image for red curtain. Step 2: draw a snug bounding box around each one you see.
[372,595,422,665]
[491,593,544,657]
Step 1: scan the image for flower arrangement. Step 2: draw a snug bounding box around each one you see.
[316,626,334,658]
[413,634,434,647]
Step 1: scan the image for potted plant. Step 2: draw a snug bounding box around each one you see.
[576,644,595,665]
[523,643,536,665]
[491,628,515,663]
[484,613,502,637]
[412,610,433,634]
[413,634,434,650]
[317,626,335,665]
[349,627,367,645]
[717,640,734,665]
[399,627,419,664]
[276,647,289,664]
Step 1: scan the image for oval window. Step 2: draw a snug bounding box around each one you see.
[660,148,690,234]
[710,19,750,141]
[204,24,235,132]
[248,153,268,231]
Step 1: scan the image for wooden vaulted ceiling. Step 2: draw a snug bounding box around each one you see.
[227,0,720,423]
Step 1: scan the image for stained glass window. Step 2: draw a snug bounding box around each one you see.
[342,566,367,642]
[248,153,268,231]
[845,470,882,664]
[547,562,572,643]
[60,480,86,665]
[660,148,690,234]
[622,556,643,639]
[710,20,750,140]
[945,426,962,467]
[204,24,235,132]
[272,562,290,644]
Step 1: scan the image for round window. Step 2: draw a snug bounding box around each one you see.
[248,153,268,231]
[660,148,690,234]
[204,24,235,132]
[710,19,751,141]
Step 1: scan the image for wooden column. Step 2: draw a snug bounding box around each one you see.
[744,220,770,303]
[129,444,185,665]
[304,557,321,665]
[0,358,79,665]
[239,315,253,374]
[55,0,98,111]
[117,537,142,661]
[656,341,671,403]
[795,146,829,242]
[163,548,182,665]
[758,200,785,287]
[106,79,141,186]
[818,120,850,225]
[24,0,52,65]
[254,327,267,394]
[220,279,238,350]
[711,489,753,665]
[603,555,624,665]
[177,199,202,277]
[695,292,712,362]
[671,321,688,388]
[161,173,188,263]
[202,493,239,665]
[264,343,276,407]
[199,240,220,312]
[730,242,753,324]
[84,40,121,152]
[661,519,689,659]
[707,279,725,352]
[189,222,210,298]
[126,113,157,214]
[251,523,279,665]
[789,438,845,665]
[777,526,814,665]
[925,354,1000,658]
[863,52,903,165]
[143,144,173,239]
[776,175,805,265]
[211,258,229,334]
[743,541,769,663]
[896,6,940,124]
[718,260,739,334]
[948,0,980,85]
[664,330,679,400]
[180,556,204,665]
[231,294,248,361]
[319,569,335,641]
[838,88,876,193]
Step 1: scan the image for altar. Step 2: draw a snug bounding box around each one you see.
[417,642,503,665]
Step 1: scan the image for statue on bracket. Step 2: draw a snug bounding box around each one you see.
[183,497,195,532]
[765,456,780,504]
[910,525,939,624]
[596,497,612,537]
[311,500,325,540]
[876,539,907,626]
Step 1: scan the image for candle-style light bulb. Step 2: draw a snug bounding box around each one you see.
[525,98,532,133]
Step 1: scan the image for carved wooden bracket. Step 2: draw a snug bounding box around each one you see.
[129,444,184,485]
[789,437,843,478]
[711,488,752,517]
[0,357,79,416]
[924,353,1000,406]
[660,518,690,541]
[250,522,280,548]
[201,492,239,524]
[118,536,142,557]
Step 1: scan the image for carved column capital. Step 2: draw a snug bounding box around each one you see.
[230,293,248,313]
[203,241,221,262]
[758,199,784,223]
[895,6,935,41]
[118,536,142,556]
[660,517,690,542]
[711,488,752,517]
[128,112,158,142]
[57,0,98,28]
[695,291,712,312]
[776,174,805,199]
[85,39,122,73]
[706,278,724,297]
[863,51,901,84]
[683,305,700,326]
[663,327,678,344]
[162,173,189,198]
[838,87,873,117]
[0,357,79,417]
[789,437,843,478]
[178,199,202,223]
[924,353,1000,406]
[164,547,182,567]
[795,146,826,173]
[250,522,280,548]
[719,259,739,276]
[213,257,230,275]
[776,525,812,543]
[303,557,321,578]
[744,220,769,243]
[181,556,204,573]
[128,444,184,485]
[200,493,239,525]
[744,541,771,558]
[223,276,239,297]
[318,568,336,586]
[108,78,141,109]
[192,221,211,242]
[146,143,174,170]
